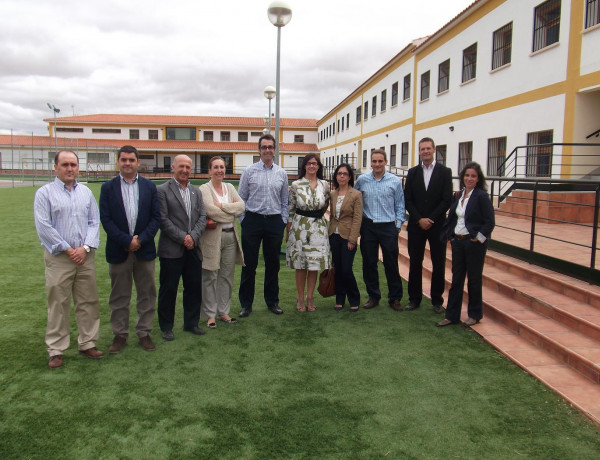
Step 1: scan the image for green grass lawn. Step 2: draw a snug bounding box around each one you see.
[1,183,599,459]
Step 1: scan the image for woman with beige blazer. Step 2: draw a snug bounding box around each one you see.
[328,163,363,312]
[199,157,245,328]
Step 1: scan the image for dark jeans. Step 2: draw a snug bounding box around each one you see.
[329,233,360,307]
[158,251,202,331]
[238,212,285,310]
[445,239,487,323]
[407,224,447,307]
[359,219,403,303]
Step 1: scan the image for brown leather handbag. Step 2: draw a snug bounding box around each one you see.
[317,267,335,297]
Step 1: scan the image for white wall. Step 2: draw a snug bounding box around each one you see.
[416,0,571,124]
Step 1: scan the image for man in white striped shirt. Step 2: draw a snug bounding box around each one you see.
[34,150,104,369]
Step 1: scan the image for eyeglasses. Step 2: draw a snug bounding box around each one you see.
[260,145,275,150]
[336,172,349,176]
[306,162,318,166]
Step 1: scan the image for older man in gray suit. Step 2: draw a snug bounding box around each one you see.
[157,155,206,341]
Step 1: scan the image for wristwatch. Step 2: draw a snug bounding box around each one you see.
[83,245,91,253]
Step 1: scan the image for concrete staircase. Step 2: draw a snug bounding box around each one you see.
[397,231,600,425]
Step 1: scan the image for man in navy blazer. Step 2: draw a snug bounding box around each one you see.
[157,155,206,341]
[404,137,453,313]
[100,145,161,354]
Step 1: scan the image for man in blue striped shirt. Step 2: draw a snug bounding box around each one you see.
[237,134,289,317]
[354,149,406,311]
[34,150,104,369]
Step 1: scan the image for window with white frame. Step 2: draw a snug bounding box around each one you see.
[391,82,399,106]
[533,0,561,52]
[438,59,450,93]
[458,142,473,173]
[492,23,512,70]
[462,43,477,82]
[204,131,213,141]
[420,71,430,101]
[362,149,367,168]
[148,129,159,140]
[220,131,230,141]
[364,101,369,120]
[356,106,361,124]
[129,129,139,140]
[487,136,507,176]
[389,144,397,166]
[401,142,409,167]
[238,132,248,141]
[403,74,411,101]
[294,135,304,143]
[372,96,377,116]
[586,0,599,28]
[381,89,387,111]
[436,145,447,166]
[526,130,553,177]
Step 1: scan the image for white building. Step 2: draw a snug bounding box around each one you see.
[0,114,318,175]
[318,0,600,179]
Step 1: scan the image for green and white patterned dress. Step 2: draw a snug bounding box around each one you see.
[286,178,331,270]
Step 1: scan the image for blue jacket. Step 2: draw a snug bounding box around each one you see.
[100,175,161,263]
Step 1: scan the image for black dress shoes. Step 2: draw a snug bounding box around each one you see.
[183,326,206,335]
[405,302,419,311]
[432,304,445,314]
[268,304,283,315]
[239,308,252,318]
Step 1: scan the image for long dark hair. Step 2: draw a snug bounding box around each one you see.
[459,161,487,191]
[332,163,354,189]
[299,153,324,179]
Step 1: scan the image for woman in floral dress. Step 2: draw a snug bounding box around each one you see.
[286,154,330,312]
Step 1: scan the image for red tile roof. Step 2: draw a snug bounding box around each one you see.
[0,135,318,153]
[42,114,318,128]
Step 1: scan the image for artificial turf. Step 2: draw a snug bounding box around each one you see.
[0,184,598,459]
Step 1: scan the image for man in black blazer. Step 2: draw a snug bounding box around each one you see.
[157,155,206,340]
[100,145,161,353]
[404,137,453,313]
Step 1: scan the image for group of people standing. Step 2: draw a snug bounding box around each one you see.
[34,134,494,370]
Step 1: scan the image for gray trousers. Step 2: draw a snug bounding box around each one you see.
[201,231,237,318]
[108,253,156,338]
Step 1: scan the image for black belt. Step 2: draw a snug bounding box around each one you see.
[362,217,394,225]
[246,211,281,218]
[222,227,234,232]
[454,234,471,240]
[295,208,325,219]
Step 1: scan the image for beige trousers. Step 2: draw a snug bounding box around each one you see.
[108,253,156,338]
[44,250,100,357]
[201,231,236,318]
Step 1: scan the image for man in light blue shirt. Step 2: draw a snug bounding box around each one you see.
[34,150,103,369]
[354,149,406,311]
[238,134,289,317]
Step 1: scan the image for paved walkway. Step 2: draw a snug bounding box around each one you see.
[493,214,599,268]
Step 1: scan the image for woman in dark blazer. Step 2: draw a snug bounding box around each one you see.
[437,162,495,327]
[328,163,363,312]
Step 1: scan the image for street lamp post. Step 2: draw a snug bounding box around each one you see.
[263,86,276,134]
[267,2,292,165]
[46,103,60,155]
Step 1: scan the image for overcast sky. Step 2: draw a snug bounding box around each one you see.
[1,0,474,135]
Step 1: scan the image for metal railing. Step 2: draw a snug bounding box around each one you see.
[487,174,599,283]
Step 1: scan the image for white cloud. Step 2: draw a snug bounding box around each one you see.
[0,0,474,135]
